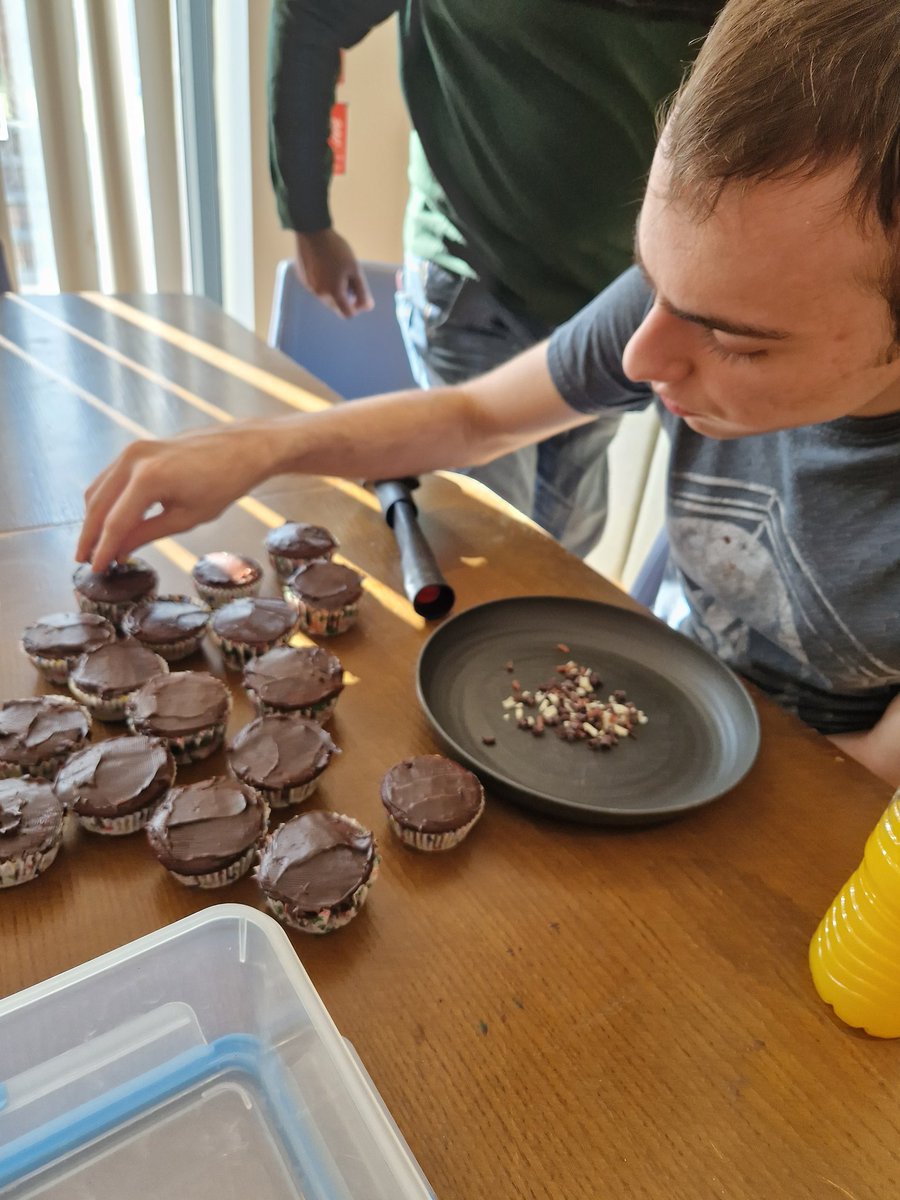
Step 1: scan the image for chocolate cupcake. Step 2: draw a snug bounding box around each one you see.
[0,695,92,781]
[380,755,485,851]
[243,645,344,722]
[145,777,268,888]
[0,776,66,887]
[283,559,363,636]
[72,557,158,627]
[256,810,378,933]
[55,735,176,835]
[126,671,231,763]
[192,551,263,607]
[121,594,211,661]
[68,638,168,721]
[228,713,338,808]
[265,522,338,579]
[209,597,299,670]
[21,611,116,684]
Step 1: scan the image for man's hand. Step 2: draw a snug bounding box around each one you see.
[294,229,374,319]
[830,692,900,789]
[76,424,278,573]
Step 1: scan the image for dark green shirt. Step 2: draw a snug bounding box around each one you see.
[269,0,717,325]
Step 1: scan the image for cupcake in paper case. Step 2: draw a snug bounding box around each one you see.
[256,810,378,933]
[380,755,485,851]
[55,735,176,835]
[227,712,338,808]
[209,597,300,670]
[0,776,65,886]
[0,695,92,781]
[243,645,344,722]
[192,551,263,607]
[68,638,169,722]
[121,594,211,661]
[145,777,268,888]
[72,557,158,628]
[264,521,338,579]
[21,611,116,685]
[126,671,232,764]
[283,559,363,637]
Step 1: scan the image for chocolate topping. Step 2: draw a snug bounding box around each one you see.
[192,552,263,588]
[73,558,158,603]
[69,639,168,699]
[380,755,484,833]
[265,522,337,560]
[145,778,266,872]
[228,713,338,787]
[0,696,91,767]
[0,777,64,857]
[55,735,176,817]
[121,596,210,644]
[211,598,298,645]
[243,646,343,708]
[126,671,230,736]
[257,811,374,910]
[286,560,363,609]
[22,612,116,659]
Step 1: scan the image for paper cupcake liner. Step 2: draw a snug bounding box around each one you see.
[248,691,340,724]
[167,843,259,889]
[264,853,380,934]
[387,796,485,851]
[68,678,136,722]
[237,774,321,810]
[22,650,72,685]
[285,594,359,637]
[212,632,297,670]
[126,718,226,765]
[74,595,148,631]
[194,578,261,608]
[76,802,157,836]
[139,635,205,663]
[0,748,83,782]
[0,840,62,888]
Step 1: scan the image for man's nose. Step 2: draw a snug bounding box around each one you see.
[622,304,692,385]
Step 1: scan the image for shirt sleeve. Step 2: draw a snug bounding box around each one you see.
[268,0,399,233]
[547,265,656,415]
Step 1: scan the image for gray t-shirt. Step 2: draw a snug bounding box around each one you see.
[548,265,900,733]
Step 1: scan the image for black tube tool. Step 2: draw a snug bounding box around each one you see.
[373,478,455,620]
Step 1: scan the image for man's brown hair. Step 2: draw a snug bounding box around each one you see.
[661,0,900,334]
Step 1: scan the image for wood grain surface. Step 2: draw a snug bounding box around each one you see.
[0,293,897,1200]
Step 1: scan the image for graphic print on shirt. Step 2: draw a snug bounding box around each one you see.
[667,473,900,694]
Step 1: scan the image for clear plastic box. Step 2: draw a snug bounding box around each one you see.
[0,904,436,1199]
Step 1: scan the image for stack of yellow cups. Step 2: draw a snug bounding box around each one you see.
[809,792,900,1038]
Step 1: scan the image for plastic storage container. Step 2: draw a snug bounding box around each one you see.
[0,904,436,1197]
[809,793,900,1038]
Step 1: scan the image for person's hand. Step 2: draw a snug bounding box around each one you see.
[294,229,374,318]
[76,424,278,572]
[830,692,900,789]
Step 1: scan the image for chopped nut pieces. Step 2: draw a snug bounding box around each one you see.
[500,658,648,751]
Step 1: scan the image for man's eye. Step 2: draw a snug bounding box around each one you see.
[707,332,767,363]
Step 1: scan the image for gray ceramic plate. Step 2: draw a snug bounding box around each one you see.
[416,596,760,825]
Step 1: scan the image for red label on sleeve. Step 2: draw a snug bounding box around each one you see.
[329,102,348,175]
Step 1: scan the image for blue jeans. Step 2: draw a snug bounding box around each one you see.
[395,256,620,558]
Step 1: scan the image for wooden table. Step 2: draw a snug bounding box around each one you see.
[0,292,897,1200]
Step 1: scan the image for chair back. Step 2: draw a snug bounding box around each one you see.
[268,259,417,399]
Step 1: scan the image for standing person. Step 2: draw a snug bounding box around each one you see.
[80,0,900,783]
[268,0,719,557]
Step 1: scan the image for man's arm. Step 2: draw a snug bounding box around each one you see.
[77,342,595,572]
[268,0,398,316]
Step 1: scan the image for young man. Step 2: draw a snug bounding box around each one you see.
[80,0,900,784]
[269,0,719,556]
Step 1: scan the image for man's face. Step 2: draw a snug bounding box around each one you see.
[623,156,900,438]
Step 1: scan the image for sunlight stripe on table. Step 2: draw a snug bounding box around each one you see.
[0,330,423,630]
[7,294,379,514]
